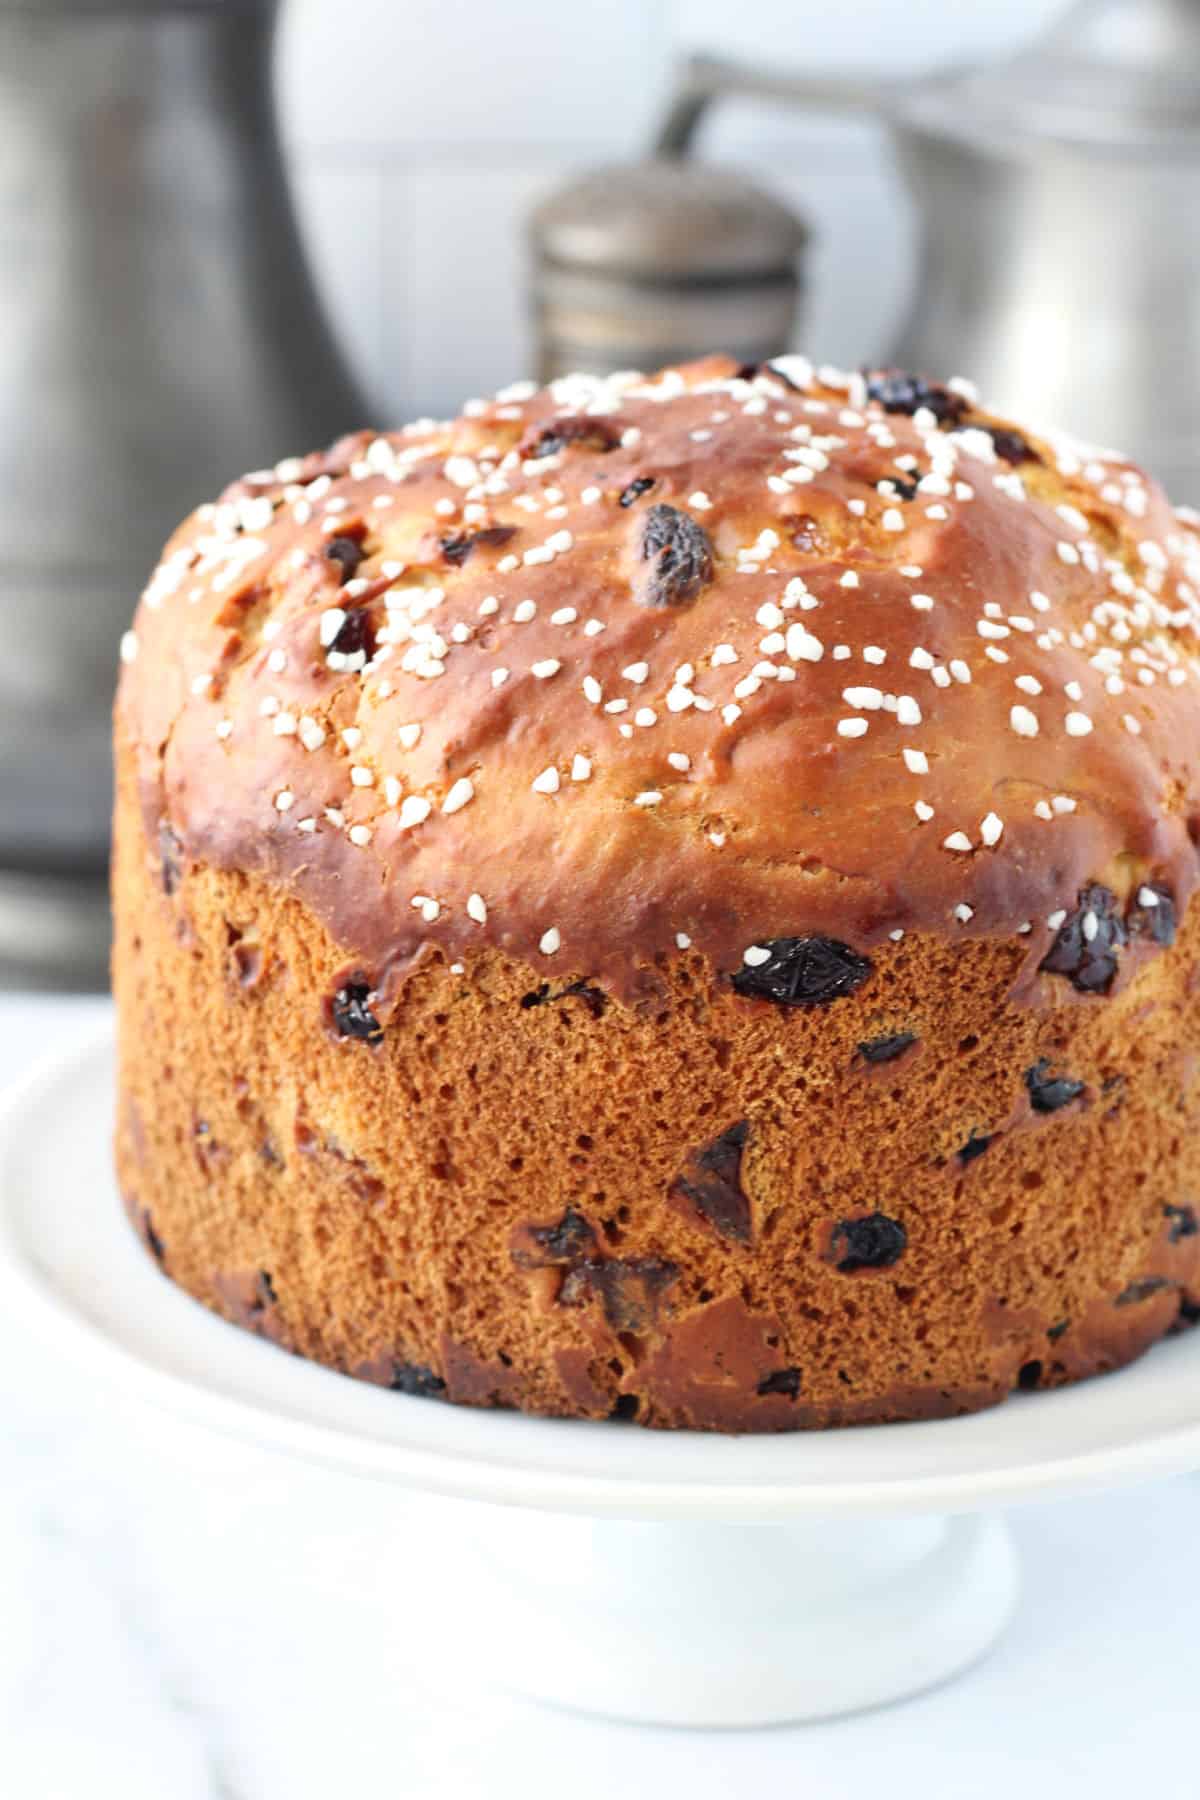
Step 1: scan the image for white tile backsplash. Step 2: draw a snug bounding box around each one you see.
[276,0,1071,422]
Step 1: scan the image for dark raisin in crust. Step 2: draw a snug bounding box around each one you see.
[440,524,517,566]
[636,504,714,607]
[1025,1059,1085,1114]
[560,1257,679,1332]
[757,1367,801,1399]
[390,1361,447,1398]
[519,979,608,1019]
[1040,884,1128,993]
[1128,883,1177,947]
[958,1130,994,1166]
[525,418,621,459]
[864,369,969,425]
[732,937,872,1008]
[858,1032,917,1065]
[330,981,383,1042]
[514,1206,599,1267]
[618,475,656,508]
[831,1212,907,1272]
[672,1119,752,1243]
[1165,1204,1198,1243]
[1115,1276,1173,1306]
[325,535,363,579]
[326,608,376,664]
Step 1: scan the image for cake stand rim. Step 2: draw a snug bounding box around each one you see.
[4,1023,1200,1523]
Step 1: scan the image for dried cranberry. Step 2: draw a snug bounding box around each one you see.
[327,608,376,664]
[757,1367,801,1399]
[618,476,656,508]
[864,370,968,425]
[440,524,517,566]
[858,1032,917,1064]
[331,981,383,1042]
[1025,1060,1085,1114]
[524,418,621,459]
[673,1119,752,1243]
[1127,883,1176,947]
[732,937,872,1008]
[326,535,364,579]
[958,1130,994,1166]
[1116,1276,1172,1306]
[1166,1204,1198,1243]
[636,504,714,608]
[1040,885,1127,994]
[831,1212,907,1272]
[390,1361,447,1398]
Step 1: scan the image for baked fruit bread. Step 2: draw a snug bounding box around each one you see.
[114,354,1200,1431]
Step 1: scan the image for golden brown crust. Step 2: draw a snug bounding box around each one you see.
[112,355,1200,1430]
[116,355,1200,1005]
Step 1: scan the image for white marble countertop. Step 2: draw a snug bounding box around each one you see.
[2,993,1197,1799]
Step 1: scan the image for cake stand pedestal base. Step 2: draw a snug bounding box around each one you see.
[440,1506,1016,1725]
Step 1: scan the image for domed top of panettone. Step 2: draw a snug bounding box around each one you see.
[117,354,1200,1006]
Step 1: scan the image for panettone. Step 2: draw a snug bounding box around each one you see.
[113,354,1200,1430]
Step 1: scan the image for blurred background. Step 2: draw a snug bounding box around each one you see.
[2,0,1199,989]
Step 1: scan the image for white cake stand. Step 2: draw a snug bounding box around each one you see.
[4,1030,1200,1729]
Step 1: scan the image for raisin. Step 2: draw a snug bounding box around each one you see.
[440,524,517,566]
[1025,1059,1085,1114]
[1115,1276,1172,1306]
[325,535,363,580]
[974,425,1039,465]
[143,1211,166,1265]
[1017,1360,1043,1390]
[864,369,968,425]
[636,504,714,608]
[1040,884,1127,994]
[514,1207,598,1268]
[735,359,805,393]
[390,1361,447,1398]
[1166,1204,1198,1243]
[757,1367,801,1399]
[831,1212,907,1272]
[732,937,872,1008]
[559,1257,678,1333]
[1048,1318,1070,1341]
[1177,1298,1200,1329]
[958,1130,994,1165]
[673,1119,752,1243]
[885,474,921,502]
[257,1270,278,1308]
[618,476,656,508]
[327,607,376,664]
[524,418,621,459]
[519,980,607,1019]
[858,1032,917,1064]
[1127,883,1176,947]
[158,821,183,896]
[331,981,383,1042]
[610,1393,640,1421]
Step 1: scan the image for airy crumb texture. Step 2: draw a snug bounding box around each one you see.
[114,355,1200,1430]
